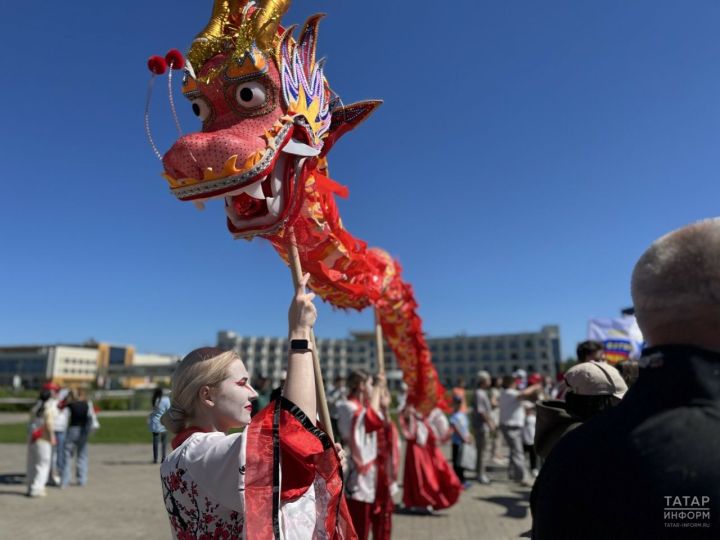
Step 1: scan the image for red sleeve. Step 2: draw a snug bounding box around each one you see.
[245,397,348,540]
[364,406,384,433]
[279,406,330,501]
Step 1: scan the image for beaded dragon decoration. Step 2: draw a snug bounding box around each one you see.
[150,0,446,414]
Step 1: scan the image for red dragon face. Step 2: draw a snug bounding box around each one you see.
[160,4,335,239]
[158,1,379,240]
[162,49,303,238]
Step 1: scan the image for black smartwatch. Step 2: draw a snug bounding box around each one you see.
[290,339,311,352]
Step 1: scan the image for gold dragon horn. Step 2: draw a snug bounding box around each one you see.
[187,0,245,72]
[252,0,291,51]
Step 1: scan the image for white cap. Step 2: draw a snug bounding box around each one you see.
[564,362,628,400]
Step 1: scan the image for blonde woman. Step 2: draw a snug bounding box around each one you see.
[159,275,355,539]
[61,387,94,488]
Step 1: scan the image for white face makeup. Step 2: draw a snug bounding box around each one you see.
[208,358,258,431]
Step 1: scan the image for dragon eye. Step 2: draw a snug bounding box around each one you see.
[190,98,211,121]
[235,81,267,109]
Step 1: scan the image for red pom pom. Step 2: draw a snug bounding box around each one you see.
[165,49,185,70]
[147,55,167,75]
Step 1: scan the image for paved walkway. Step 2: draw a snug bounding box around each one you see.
[0,443,532,539]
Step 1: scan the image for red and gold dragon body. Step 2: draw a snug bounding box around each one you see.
[157,0,446,413]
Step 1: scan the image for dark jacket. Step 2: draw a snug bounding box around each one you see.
[531,345,720,540]
[533,400,583,460]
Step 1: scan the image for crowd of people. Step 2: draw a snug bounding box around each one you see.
[21,219,720,538]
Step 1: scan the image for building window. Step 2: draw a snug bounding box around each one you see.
[109,347,126,366]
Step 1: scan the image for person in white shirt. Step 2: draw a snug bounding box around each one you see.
[498,375,541,485]
[159,274,354,539]
[522,403,538,477]
[45,384,68,486]
[26,389,56,498]
[335,370,387,540]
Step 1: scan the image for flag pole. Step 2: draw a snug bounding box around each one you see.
[374,308,386,375]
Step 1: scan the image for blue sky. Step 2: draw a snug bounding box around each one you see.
[2,1,719,361]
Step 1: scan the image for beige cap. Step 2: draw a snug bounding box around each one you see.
[564,361,628,400]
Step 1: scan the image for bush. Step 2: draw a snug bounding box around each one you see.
[94,398,131,411]
[0,387,37,398]
[0,403,33,413]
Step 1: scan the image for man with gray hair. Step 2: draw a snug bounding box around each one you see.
[531,219,720,539]
[471,370,495,484]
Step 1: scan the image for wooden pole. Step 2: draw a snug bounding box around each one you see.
[287,229,334,439]
[374,308,385,375]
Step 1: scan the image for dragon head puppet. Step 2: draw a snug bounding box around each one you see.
[161,0,380,240]
[152,0,447,414]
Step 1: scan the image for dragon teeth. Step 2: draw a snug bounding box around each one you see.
[271,174,282,196]
[282,139,321,157]
[266,196,282,216]
[239,179,265,200]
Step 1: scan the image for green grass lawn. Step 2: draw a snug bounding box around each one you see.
[0,416,153,444]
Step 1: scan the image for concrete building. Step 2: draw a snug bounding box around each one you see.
[428,325,561,386]
[1,324,560,391]
[217,325,561,389]
[0,345,99,388]
[0,343,179,390]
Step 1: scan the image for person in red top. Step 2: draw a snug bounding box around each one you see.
[400,404,462,513]
[159,274,356,540]
[371,378,400,540]
[336,370,388,540]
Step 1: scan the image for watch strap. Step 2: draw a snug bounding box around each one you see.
[290,339,311,351]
